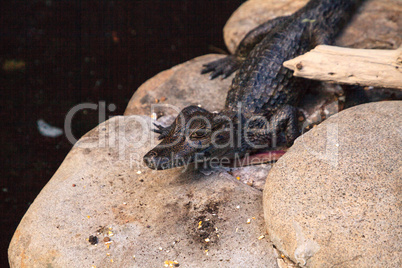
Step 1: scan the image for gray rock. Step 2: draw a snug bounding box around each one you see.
[263,101,402,267]
[9,116,278,268]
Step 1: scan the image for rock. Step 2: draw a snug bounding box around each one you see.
[124,54,234,117]
[335,0,402,49]
[263,101,402,267]
[223,0,401,54]
[9,115,278,267]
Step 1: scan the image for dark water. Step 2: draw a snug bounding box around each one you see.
[0,1,243,266]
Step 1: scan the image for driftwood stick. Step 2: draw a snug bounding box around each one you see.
[283,45,402,90]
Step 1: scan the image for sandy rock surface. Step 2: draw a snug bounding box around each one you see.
[9,115,279,268]
[263,101,402,267]
[224,0,401,53]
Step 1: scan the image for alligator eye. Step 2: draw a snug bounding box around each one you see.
[190,129,209,140]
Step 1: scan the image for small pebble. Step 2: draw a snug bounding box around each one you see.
[88,235,98,245]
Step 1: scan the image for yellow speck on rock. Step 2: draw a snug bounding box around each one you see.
[164,260,179,267]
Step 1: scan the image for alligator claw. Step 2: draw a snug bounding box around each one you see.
[152,123,171,140]
[201,55,241,80]
[153,123,164,130]
[152,128,163,134]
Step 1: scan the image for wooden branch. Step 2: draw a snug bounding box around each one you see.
[284,45,402,90]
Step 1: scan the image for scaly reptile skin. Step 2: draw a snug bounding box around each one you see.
[144,0,363,170]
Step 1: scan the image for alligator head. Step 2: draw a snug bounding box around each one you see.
[143,105,243,170]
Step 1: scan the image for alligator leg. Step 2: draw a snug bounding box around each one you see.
[269,105,300,147]
[201,15,291,79]
[245,105,299,148]
[200,55,243,79]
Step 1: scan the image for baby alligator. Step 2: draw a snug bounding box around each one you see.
[144,0,362,170]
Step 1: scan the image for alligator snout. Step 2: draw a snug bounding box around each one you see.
[143,151,159,170]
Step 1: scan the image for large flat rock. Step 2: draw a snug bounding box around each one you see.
[263,101,402,267]
[9,115,278,267]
